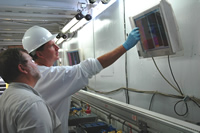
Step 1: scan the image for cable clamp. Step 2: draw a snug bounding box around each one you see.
[183,95,190,102]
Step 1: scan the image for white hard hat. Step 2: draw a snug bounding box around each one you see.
[22,26,57,53]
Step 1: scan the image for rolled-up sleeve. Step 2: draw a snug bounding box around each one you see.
[78,58,103,78]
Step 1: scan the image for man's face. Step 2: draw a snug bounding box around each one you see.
[22,52,41,81]
[41,40,60,65]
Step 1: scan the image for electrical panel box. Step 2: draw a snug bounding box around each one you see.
[66,49,81,66]
[129,0,183,58]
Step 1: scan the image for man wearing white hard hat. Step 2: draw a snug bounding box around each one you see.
[22,25,140,133]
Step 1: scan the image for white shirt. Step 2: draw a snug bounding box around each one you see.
[0,82,61,133]
[34,58,103,133]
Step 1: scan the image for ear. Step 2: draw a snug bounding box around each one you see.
[35,51,44,59]
[18,64,28,74]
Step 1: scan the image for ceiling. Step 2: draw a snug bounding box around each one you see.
[0,0,87,47]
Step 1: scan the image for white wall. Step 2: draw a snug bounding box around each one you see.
[63,0,200,125]
[124,0,200,123]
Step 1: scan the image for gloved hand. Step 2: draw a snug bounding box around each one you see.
[123,27,140,51]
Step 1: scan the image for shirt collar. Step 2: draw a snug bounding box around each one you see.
[9,82,41,97]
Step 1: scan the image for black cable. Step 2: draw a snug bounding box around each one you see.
[152,57,182,94]
[168,55,189,116]
[191,98,200,108]
[122,120,126,131]
[149,93,156,110]
[125,54,130,104]
[174,100,188,116]
[167,55,184,95]
[123,0,129,104]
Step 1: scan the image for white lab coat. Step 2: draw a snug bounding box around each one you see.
[34,58,103,133]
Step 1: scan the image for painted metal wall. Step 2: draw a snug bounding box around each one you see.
[63,0,200,125]
[124,0,200,124]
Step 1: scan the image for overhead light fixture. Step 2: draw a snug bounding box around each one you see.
[57,0,116,45]
[70,19,88,33]
[75,12,84,20]
[85,14,92,21]
[61,18,79,33]
[56,33,67,39]
[69,13,92,33]
[89,0,97,4]
[55,38,65,45]
[101,0,111,4]
[61,12,84,33]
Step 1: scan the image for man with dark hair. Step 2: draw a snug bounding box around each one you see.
[0,48,62,133]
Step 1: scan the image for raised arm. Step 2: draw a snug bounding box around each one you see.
[97,27,140,68]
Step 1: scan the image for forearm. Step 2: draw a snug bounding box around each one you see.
[97,45,127,68]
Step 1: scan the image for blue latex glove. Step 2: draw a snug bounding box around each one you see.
[123,27,140,50]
